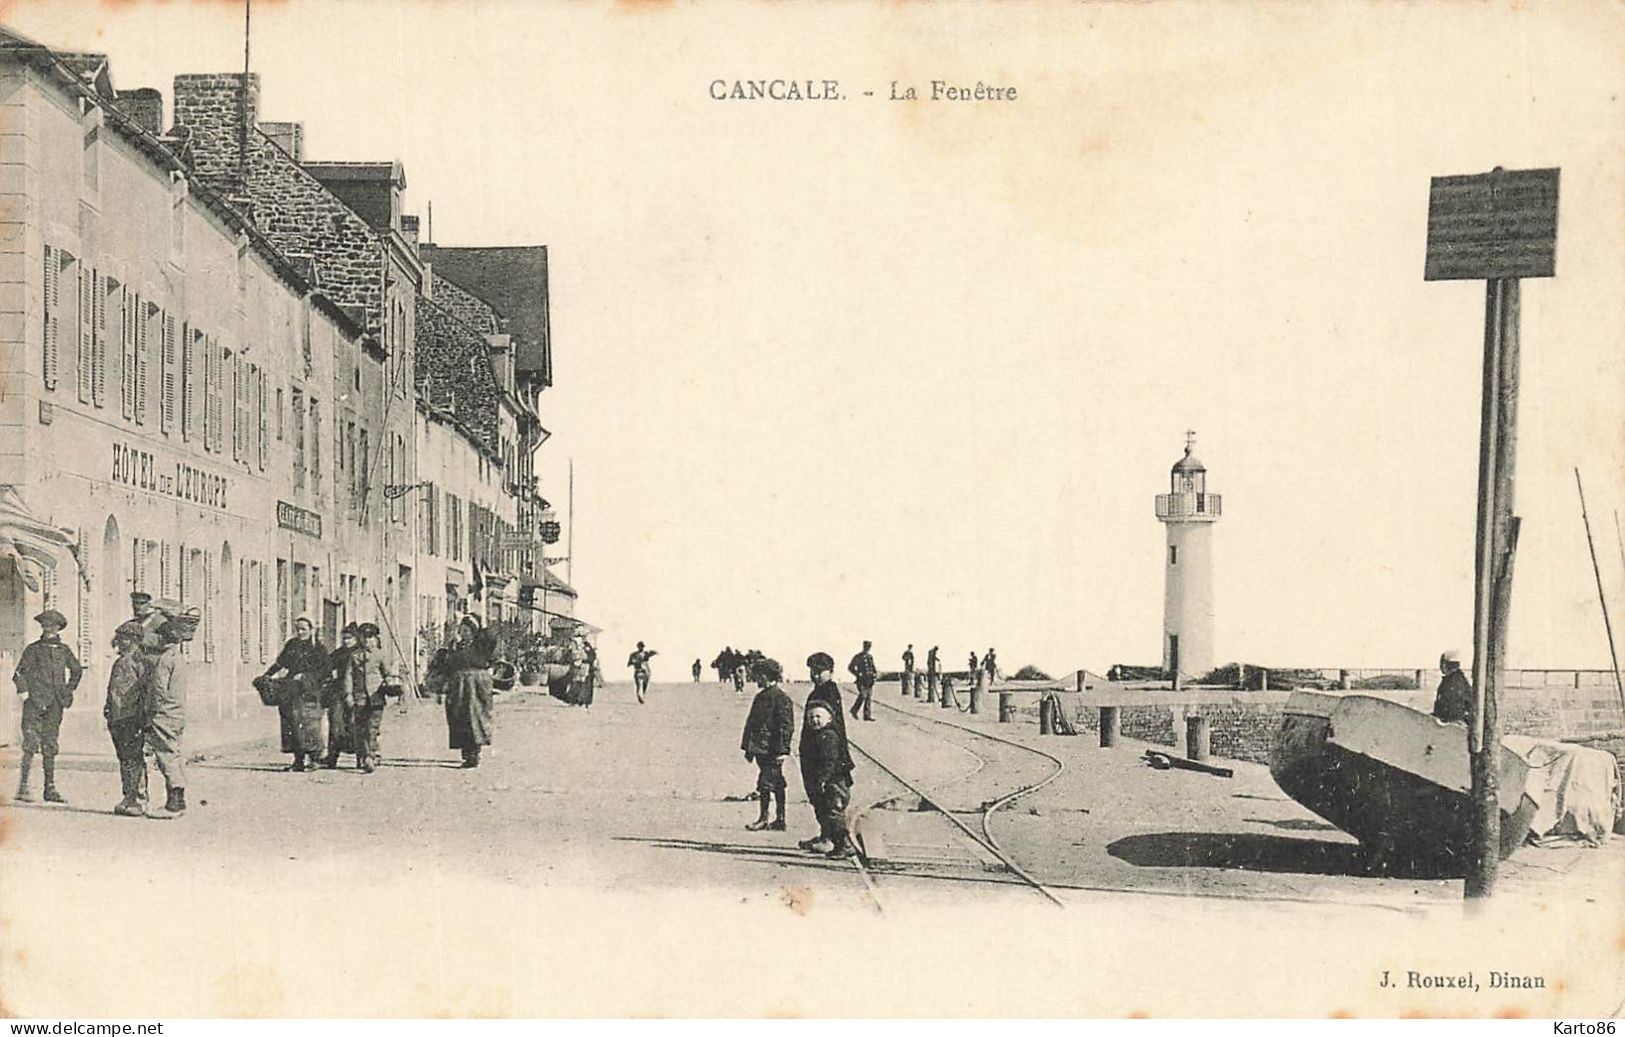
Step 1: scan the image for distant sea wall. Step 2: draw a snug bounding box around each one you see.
[1010,669,1623,763]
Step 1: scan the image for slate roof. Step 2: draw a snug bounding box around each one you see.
[418,244,552,383]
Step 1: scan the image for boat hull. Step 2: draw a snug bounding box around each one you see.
[1271,693,1537,867]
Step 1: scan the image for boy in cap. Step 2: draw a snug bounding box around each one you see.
[104,624,150,815]
[740,657,794,831]
[799,652,855,854]
[321,623,360,769]
[13,609,83,803]
[345,622,396,772]
[626,641,657,704]
[802,704,857,860]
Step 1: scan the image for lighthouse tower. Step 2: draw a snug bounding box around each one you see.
[1155,431,1222,680]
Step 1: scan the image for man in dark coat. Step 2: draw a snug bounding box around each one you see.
[799,652,855,854]
[1432,649,1473,725]
[847,640,877,721]
[926,645,941,703]
[692,659,703,682]
[263,616,329,771]
[115,592,166,652]
[901,644,916,698]
[740,657,794,831]
[13,609,83,804]
[321,624,360,769]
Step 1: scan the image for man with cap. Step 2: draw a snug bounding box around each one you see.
[12,609,83,803]
[926,645,941,703]
[116,592,166,652]
[321,624,361,769]
[1432,650,1473,725]
[626,641,657,704]
[142,610,195,818]
[901,644,916,698]
[739,657,794,831]
[847,640,878,722]
[800,652,856,855]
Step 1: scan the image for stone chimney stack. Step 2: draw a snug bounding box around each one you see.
[113,88,164,137]
[260,121,303,160]
[401,214,420,254]
[170,73,261,218]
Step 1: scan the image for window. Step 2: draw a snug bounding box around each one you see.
[309,396,321,494]
[41,245,63,391]
[275,386,284,441]
[291,388,305,490]
[257,560,269,663]
[161,313,177,433]
[358,428,370,524]
[1169,545,1178,566]
[292,561,308,621]
[135,299,153,426]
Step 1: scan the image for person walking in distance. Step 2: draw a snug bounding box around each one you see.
[802,705,857,860]
[739,657,794,832]
[901,644,916,697]
[143,611,197,819]
[926,645,941,702]
[847,640,878,722]
[692,658,703,682]
[1432,649,1473,725]
[799,652,855,854]
[984,647,1000,682]
[968,650,979,683]
[104,625,150,816]
[12,609,82,804]
[627,641,657,704]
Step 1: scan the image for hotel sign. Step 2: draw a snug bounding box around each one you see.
[110,442,230,511]
[1424,167,1559,281]
[276,500,323,539]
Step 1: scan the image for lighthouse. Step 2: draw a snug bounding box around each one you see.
[1155,431,1222,680]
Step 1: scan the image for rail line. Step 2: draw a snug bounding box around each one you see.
[842,697,1069,909]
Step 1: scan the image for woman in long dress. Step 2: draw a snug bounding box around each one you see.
[263,616,329,771]
[443,615,497,768]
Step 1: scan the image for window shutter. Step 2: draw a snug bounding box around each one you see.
[42,245,59,391]
[181,326,196,441]
[202,552,214,663]
[77,266,92,402]
[310,397,321,492]
[256,366,267,470]
[134,297,149,425]
[161,313,177,433]
[75,527,92,663]
[120,287,134,418]
[258,560,269,663]
[230,354,240,461]
[212,339,224,453]
[92,272,107,407]
[239,558,249,663]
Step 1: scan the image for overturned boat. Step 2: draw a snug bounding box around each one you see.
[1271,692,1539,867]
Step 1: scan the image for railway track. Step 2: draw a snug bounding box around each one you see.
[841,696,1069,912]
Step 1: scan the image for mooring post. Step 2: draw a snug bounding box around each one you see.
[998,690,1014,723]
[1339,669,1352,690]
[970,669,986,715]
[926,672,937,704]
[1186,714,1211,762]
[1038,695,1054,735]
[1260,669,1270,692]
[939,677,953,709]
[1100,705,1119,747]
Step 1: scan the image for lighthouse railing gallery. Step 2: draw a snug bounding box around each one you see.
[1154,493,1223,520]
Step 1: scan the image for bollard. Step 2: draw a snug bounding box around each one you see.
[1339,669,1351,690]
[901,670,911,697]
[912,672,923,699]
[1099,705,1120,747]
[940,678,953,709]
[1039,696,1054,735]
[970,670,987,715]
[1414,669,1425,689]
[1260,669,1270,691]
[998,691,1014,723]
[1076,670,1086,693]
[926,673,937,704]
[1186,714,1211,762]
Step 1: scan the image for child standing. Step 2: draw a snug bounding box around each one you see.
[739,657,794,831]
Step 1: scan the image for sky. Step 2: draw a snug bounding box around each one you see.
[11,0,1624,680]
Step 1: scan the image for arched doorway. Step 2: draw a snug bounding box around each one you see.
[99,515,123,672]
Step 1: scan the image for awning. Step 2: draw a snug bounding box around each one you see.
[0,486,76,591]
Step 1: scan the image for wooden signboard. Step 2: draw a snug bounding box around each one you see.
[1424,167,1559,281]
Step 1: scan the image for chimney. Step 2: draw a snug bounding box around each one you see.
[401,214,420,254]
[114,88,164,137]
[260,121,303,160]
[170,73,260,204]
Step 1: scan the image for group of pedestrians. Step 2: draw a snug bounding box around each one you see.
[12,593,194,818]
[710,646,765,694]
[256,617,402,773]
[738,653,856,860]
